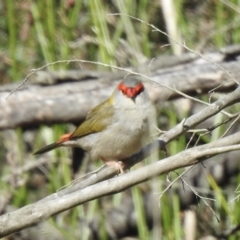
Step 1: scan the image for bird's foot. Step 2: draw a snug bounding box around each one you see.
[105,161,125,174]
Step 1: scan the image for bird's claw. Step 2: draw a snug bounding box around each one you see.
[105,161,125,174]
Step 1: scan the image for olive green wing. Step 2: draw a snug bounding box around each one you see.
[70,99,115,139]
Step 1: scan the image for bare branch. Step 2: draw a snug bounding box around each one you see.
[1,134,240,237]
[1,59,239,130]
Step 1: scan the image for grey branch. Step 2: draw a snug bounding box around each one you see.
[1,85,240,237]
[0,52,240,129]
[1,135,240,237]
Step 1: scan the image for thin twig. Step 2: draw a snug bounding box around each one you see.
[108,13,239,86]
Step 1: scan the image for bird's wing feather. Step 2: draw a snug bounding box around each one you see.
[71,99,115,139]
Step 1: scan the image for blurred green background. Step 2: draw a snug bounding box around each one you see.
[1,0,240,239]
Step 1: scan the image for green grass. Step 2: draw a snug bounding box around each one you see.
[132,185,148,239]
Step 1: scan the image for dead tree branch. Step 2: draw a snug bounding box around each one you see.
[0,51,240,129]
[1,134,240,237]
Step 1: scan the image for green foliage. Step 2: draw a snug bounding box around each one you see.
[132,186,148,239]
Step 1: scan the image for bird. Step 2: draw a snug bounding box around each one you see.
[34,77,155,173]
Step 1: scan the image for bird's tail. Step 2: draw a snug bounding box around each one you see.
[33,142,61,155]
[34,133,73,155]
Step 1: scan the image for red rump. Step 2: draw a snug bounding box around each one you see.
[57,133,72,143]
[118,82,144,98]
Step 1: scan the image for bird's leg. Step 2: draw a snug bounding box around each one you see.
[102,160,125,174]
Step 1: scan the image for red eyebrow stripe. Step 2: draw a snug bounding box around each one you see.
[118,82,144,98]
[134,83,144,93]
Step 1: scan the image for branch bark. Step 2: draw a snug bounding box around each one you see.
[1,53,240,129]
[1,134,240,237]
